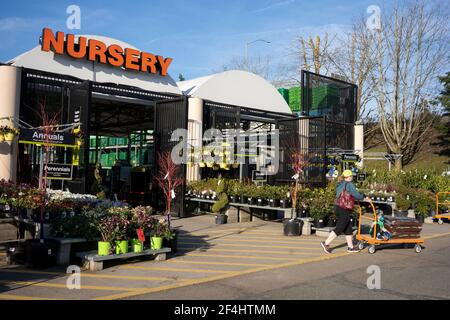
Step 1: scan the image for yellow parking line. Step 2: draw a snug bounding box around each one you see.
[183,253,297,261]
[0,280,141,292]
[93,252,351,300]
[178,247,322,256]
[120,265,233,274]
[423,232,450,240]
[0,269,181,282]
[180,236,320,244]
[0,293,59,300]
[166,260,272,267]
[179,241,326,250]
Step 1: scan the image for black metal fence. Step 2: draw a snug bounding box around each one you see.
[276,116,354,187]
[301,70,358,123]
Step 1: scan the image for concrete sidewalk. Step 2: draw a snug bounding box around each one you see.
[0,215,449,300]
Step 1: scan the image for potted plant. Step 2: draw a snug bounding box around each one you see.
[130,206,154,253]
[212,179,228,224]
[245,185,258,206]
[151,219,173,250]
[94,215,120,256]
[267,185,281,208]
[308,190,329,229]
[0,125,20,142]
[109,207,131,254]
[395,195,411,217]
[414,193,434,223]
[256,186,267,206]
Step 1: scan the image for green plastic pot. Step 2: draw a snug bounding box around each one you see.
[131,239,143,253]
[115,240,129,254]
[98,241,111,256]
[150,237,163,250]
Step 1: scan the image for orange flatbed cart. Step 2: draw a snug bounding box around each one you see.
[435,192,450,225]
[355,201,424,254]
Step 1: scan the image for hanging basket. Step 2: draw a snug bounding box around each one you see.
[4,133,15,142]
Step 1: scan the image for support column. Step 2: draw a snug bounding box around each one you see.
[186,97,203,182]
[354,123,364,168]
[0,66,21,183]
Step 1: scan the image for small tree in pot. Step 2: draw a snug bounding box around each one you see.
[212,179,229,224]
[154,151,184,228]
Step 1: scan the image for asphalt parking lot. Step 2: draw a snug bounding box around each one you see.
[1,216,449,300]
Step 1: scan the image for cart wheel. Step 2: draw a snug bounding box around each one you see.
[414,244,422,253]
[438,219,444,225]
[368,245,376,254]
[358,241,365,251]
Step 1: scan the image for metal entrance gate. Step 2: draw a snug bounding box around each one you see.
[154,97,188,217]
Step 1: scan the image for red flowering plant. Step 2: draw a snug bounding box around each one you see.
[95,214,128,244]
[10,184,45,210]
[131,206,155,233]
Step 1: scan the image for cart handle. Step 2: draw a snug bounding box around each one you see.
[356,200,377,239]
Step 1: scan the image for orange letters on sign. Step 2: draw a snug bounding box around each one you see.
[40,28,172,76]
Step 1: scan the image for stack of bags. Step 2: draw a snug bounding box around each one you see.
[384,216,423,239]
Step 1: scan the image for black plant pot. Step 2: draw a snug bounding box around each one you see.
[283,219,303,236]
[298,209,307,218]
[257,198,267,206]
[415,215,425,223]
[25,239,57,269]
[247,198,256,206]
[280,199,291,208]
[229,195,237,203]
[314,218,326,229]
[163,230,178,254]
[215,214,228,225]
[6,242,26,265]
[240,196,248,204]
[269,199,280,208]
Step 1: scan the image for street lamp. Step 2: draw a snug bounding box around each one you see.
[245,39,271,65]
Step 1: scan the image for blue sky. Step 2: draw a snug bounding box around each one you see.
[0,0,398,80]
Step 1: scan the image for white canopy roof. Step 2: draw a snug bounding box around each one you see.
[178,70,292,114]
[8,35,181,95]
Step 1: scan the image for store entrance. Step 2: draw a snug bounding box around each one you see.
[87,95,155,205]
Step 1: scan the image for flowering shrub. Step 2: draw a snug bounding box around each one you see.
[151,218,174,240]
[131,206,155,232]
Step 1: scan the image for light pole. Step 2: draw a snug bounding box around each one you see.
[245,39,271,67]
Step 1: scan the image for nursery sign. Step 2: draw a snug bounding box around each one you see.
[19,128,76,148]
[44,164,73,180]
[41,28,173,76]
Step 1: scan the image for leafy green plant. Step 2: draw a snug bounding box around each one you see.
[51,213,99,240]
[395,195,411,211]
[212,193,228,213]
[151,219,174,240]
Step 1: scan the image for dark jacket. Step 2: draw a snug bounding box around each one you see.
[335,181,364,201]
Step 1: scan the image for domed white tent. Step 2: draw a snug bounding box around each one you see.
[177,70,292,114]
[178,70,291,114]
